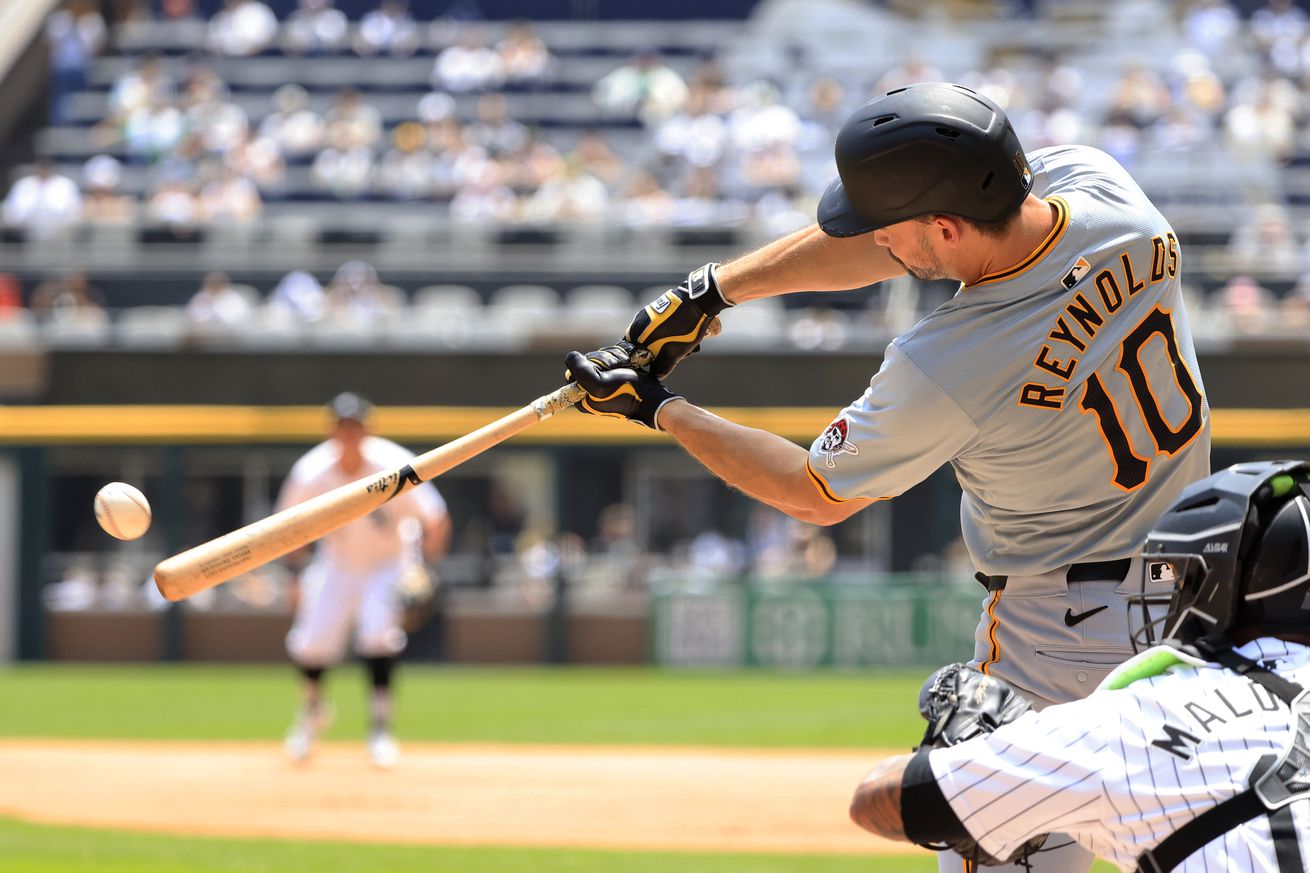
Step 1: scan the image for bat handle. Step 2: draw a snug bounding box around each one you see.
[533,347,655,420]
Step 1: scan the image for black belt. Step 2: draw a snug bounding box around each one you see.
[975,558,1132,592]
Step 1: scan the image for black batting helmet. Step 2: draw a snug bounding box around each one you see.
[1129,460,1310,653]
[817,82,1033,237]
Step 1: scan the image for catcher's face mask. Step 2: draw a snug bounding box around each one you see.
[1127,552,1213,653]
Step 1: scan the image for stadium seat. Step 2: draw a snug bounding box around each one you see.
[40,312,112,349]
[115,306,188,349]
[485,284,561,341]
[0,310,39,348]
[563,284,636,334]
[413,284,482,313]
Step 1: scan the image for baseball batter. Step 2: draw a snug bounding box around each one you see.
[565,83,1210,871]
[849,461,1310,872]
[278,392,450,768]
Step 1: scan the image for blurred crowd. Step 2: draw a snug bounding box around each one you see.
[8,0,1310,334]
[17,1,1310,240]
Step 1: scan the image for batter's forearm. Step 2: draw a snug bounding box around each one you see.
[850,754,913,841]
[715,225,904,303]
[658,400,868,524]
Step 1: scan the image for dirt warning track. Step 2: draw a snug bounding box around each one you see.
[0,739,916,856]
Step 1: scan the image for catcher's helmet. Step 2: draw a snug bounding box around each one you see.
[1129,460,1310,653]
[817,82,1033,237]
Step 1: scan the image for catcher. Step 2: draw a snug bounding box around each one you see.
[851,461,1310,872]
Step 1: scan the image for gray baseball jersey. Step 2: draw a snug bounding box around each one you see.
[807,145,1210,577]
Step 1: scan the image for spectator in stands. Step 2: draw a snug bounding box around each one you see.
[259,84,325,157]
[324,88,382,151]
[592,51,689,128]
[325,261,399,324]
[1224,78,1297,164]
[617,171,674,227]
[1149,104,1211,153]
[226,129,286,193]
[182,68,248,156]
[267,269,326,323]
[2,160,83,240]
[728,80,801,155]
[282,0,349,56]
[468,93,528,158]
[495,20,550,84]
[45,0,107,125]
[1283,274,1310,330]
[186,271,255,329]
[207,0,279,57]
[145,177,201,228]
[108,55,176,121]
[567,130,628,191]
[1250,0,1308,72]
[355,0,420,57]
[670,165,747,226]
[0,274,21,317]
[432,26,504,93]
[449,162,516,224]
[376,122,434,200]
[521,158,608,223]
[1105,60,1172,130]
[311,145,373,199]
[1227,202,1302,277]
[417,90,456,126]
[162,0,201,21]
[1211,275,1276,333]
[198,163,262,223]
[873,54,943,96]
[80,155,136,224]
[961,49,1025,110]
[119,92,187,162]
[30,271,107,324]
[500,134,564,193]
[1183,0,1242,63]
[1167,49,1226,124]
[654,86,728,173]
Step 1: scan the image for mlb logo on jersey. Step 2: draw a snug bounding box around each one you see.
[818,417,859,469]
[1061,257,1091,289]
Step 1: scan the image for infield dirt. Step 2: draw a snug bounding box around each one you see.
[0,740,914,855]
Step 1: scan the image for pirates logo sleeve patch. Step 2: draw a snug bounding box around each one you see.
[818,417,860,469]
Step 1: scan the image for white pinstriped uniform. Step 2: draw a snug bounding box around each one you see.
[278,435,447,665]
[929,639,1310,872]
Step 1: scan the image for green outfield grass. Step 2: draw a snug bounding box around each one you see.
[0,818,1121,873]
[0,818,931,873]
[0,664,927,747]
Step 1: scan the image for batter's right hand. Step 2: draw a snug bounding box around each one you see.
[623,263,731,379]
[564,349,681,430]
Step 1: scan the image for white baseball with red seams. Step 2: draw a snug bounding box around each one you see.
[94,482,152,540]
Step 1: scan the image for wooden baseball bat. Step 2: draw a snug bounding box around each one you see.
[153,351,651,602]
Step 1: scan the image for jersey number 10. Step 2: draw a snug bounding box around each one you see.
[1078,307,1205,491]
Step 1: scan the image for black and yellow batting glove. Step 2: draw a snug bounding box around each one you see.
[624,263,731,379]
[564,348,681,430]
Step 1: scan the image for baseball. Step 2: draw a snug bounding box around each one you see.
[94,482,152,541]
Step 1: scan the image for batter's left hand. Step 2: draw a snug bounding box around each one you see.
[564,349,681,430]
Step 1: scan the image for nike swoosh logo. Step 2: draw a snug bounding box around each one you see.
[1064,605,1109,627]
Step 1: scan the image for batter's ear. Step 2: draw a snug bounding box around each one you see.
[927,214,966,245]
